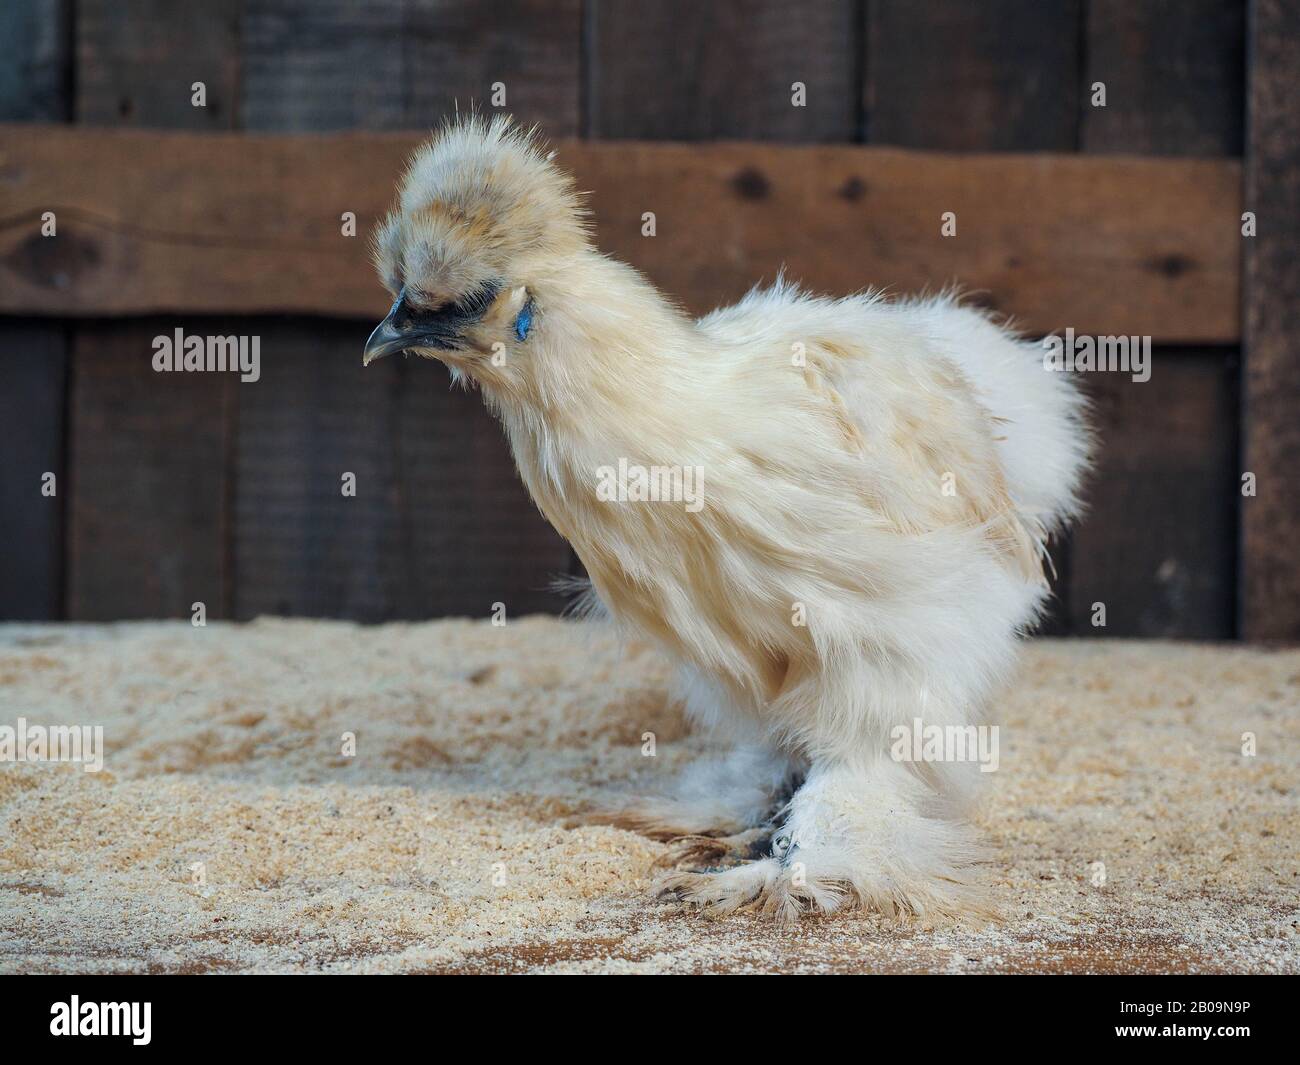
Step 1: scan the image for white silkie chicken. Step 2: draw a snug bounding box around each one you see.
[364,117,1090,921]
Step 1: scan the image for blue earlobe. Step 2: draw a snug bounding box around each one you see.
[514,300,533,342]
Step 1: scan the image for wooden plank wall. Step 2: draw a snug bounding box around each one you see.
[20,0,573,623]
[0,0,69,621]
[0,0,1286,641]
[230,0,578,620]
[0,2,586,625]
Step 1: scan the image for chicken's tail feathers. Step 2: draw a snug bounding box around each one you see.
[920,300,1094,538]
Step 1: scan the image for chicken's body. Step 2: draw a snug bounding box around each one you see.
[366,118,1090,920]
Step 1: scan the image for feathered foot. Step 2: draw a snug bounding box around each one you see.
[657,760,996,925]
[657,860,784,916]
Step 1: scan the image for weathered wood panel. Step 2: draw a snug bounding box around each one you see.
[232,322,569,621]
[232,322,402,621]
[0,324,66,619]
[588,0,860,140]
[0,0,68,620]
[242,0,582,134]
[1083,0,1244,156]
[67,322,233,620]
[0,127,1242,342]
[1241,0,1300,641]
[1066,336,1244,639]
[0,0,70,122]
[76,0,241,128]
[1068,351,1238,638]
[866,0,1081,150]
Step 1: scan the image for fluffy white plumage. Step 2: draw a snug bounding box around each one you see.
[367,117,1092,921]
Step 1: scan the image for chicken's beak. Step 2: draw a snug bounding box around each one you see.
[363,291,415,366]
[364,286,458,366]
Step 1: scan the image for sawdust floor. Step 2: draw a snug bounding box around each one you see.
[1,617,1296,974]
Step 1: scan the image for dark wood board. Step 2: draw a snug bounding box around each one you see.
[1241,0,1300,641]
[0,323,66,619]
[587,0,860,141]
[75,0,241,128]
[1083,0,1244,156]
[1068,350,1238,639]
[241,0,581,134]
[66,320,233,620]
[231,319,404,622]
[0,0,70,122]
[866,0,1082,150]
[0,0,69,620]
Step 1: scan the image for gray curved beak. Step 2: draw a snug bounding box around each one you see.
[363,291,414,366]
[363,280,498,366]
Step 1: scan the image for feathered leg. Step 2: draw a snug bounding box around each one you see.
[658,646,1000,921]
[660,757,992,922]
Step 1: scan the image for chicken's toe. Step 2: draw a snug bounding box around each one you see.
[656,859,783,916]
[652,827,772,870]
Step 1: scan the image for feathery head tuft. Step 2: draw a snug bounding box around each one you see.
[372,115,588,304]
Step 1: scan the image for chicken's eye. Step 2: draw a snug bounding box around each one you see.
[514,299,534,343]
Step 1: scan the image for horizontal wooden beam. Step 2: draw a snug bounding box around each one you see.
[0,125,1240,341]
